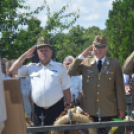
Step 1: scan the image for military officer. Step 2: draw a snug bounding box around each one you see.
[9,37,72,134]
[68,35,126,122]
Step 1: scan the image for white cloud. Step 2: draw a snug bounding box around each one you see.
[83,14,100,21]
[22,0,115,29]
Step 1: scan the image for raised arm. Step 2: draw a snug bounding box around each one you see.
[68,45,93,76]
[9,47,36,76]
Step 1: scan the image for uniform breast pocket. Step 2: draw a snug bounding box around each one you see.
[30,72,40,85]
[83,72,95,86]
[49,72,59,84]
[105,74,114,88]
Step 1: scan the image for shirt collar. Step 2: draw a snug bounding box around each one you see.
[95,55,106,65]
[37,60,56,66]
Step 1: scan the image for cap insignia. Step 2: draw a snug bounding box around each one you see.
[99,36,103,40]
[41,37,44,41]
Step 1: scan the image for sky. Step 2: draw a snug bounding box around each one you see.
[23,0,115,30]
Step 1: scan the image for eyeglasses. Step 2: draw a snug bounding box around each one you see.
[65,63,71,65]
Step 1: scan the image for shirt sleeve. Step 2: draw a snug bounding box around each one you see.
[77,54,84,60]
[18,64,31,77]
[123,74,129,85]
[61,67,72,90]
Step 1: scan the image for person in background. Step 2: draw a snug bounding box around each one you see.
[6,59,16,77]
[0,59,7,134]
[1,58,11,79]
[63,56,82,105]
[9,37,72,134]
[19,76,32,120]
[123,73,134,112]
[123,52,134,112]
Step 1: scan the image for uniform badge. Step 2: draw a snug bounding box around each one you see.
[99,36,103,40]
[104,66,107,69]
[33,71,37,73]
[106,71,113,75]
[106,61,110,65]
[87,70,92,74]
[52,70,57,72]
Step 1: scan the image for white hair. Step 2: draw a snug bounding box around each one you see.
[63,56,75,63]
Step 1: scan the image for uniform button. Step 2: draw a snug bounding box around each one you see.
[97,99,99,102]
[109,78,111,80]
[88,76,90,78]
[98,77,101,80]
[97,92,99,95]
[97,85,100,87]
[114,99,116,101]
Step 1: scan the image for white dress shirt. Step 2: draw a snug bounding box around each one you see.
[70,76,82,101]
[123,74,129,85]
[18,60,72,108]
[2,73,11,79]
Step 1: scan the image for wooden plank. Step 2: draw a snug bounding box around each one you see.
[2,78,27,134]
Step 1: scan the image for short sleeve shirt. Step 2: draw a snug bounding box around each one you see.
[18,60,72,108]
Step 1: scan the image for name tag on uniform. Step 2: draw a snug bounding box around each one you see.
[51,71,59,76]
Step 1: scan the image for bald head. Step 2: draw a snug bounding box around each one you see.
[1,58,8,74]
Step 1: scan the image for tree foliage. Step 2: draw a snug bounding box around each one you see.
[0,0,44,59]
[106,0,134,65]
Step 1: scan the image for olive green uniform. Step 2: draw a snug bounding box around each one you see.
[68,57,126,117]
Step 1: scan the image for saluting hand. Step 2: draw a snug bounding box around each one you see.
[82,45,93,58]
[24,47,36,59]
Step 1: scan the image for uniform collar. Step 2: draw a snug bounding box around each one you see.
[37,60,56,66]
[95,55,106,65]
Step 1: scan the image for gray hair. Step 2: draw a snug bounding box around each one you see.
[63,56,75,63]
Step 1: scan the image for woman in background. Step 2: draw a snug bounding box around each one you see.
[63,56,82,105]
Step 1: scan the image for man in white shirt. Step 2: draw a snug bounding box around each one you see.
[0,60,7,134]
[9,37,71,133]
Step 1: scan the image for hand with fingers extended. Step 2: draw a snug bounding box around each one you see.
[24,46,36,59]
[81,45,94,58]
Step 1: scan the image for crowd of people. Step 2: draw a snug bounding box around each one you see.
[0,35,134,134]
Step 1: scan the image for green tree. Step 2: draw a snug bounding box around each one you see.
[0,0,44,59]
[56,25,106,62]
[106,0,134,65]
